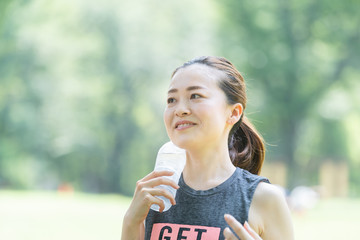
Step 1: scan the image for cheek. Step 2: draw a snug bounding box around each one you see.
[201,105,228,127]
[163,109,172,129]
[196,103,224,120]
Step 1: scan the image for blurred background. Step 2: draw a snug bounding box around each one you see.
[0,0,359,239]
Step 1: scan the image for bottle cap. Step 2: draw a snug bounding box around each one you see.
[159,141,185,154]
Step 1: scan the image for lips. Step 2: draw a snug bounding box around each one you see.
[175,120,196,130]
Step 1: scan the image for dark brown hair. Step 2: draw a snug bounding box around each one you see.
[172,56,265,175]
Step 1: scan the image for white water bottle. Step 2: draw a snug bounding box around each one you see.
[150,141,186,212]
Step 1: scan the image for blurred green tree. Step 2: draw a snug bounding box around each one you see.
[0,0,47,188]
[0,0,221,195]
[218,0,360,187]
[1,0,359,195]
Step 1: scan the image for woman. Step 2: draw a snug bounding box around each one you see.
[122,56,294,240]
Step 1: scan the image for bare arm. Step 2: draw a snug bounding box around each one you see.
[121,170,179,240]
[251,182,294,240]
[224,182,294,240]
[121,216,143,240]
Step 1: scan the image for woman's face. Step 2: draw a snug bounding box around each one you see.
[164,64,233,150]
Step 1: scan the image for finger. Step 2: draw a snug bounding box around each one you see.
[148,188,177,205]
[136,172,179,192]
[223,227,238,240]
[224,214,253,239]
[244,222,262,240]
[143,193,166,212]
[146,176,180,190]
[141,170,175,182]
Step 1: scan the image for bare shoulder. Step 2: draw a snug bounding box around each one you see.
[250,182,294,240]
[253,182,286,207]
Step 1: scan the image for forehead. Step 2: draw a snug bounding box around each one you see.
[169,64,225,89]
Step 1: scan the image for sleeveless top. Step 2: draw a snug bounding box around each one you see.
[145,167,269,240]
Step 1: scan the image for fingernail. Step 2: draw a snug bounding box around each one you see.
[244,221,250,228]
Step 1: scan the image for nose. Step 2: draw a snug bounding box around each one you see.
[175,100,191,117]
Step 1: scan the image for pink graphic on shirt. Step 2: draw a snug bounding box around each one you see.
[150,223,221,240]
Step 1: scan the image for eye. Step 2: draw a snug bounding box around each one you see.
[167,97,176,104]
[190,93,202,99]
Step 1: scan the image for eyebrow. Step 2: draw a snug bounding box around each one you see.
[168,86,205,94]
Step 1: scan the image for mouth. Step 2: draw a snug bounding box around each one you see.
[175,120,197,130]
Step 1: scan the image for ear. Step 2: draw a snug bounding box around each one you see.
[227,103,243,125]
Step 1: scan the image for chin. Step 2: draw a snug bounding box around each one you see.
[170,137,196,151]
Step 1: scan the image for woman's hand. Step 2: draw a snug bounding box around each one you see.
[121,170,179,240]
[124,170,179,225]
[224,214,262,240]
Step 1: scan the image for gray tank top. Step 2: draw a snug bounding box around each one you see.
[145,167,269,240]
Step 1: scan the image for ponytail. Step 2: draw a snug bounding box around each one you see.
[228,116,265,175]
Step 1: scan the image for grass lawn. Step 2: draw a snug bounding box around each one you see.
[292,198,360,239]
[0,190,359,239]
[0,190,131,240]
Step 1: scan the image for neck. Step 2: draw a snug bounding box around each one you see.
[182,141,236,190]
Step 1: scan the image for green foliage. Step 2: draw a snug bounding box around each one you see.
[0,0,221,195]
[217,0,360,187]
[0,0,359,194]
